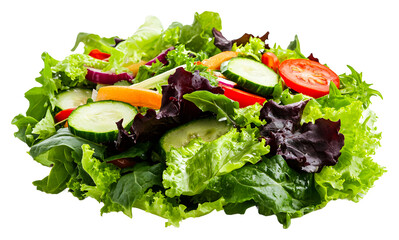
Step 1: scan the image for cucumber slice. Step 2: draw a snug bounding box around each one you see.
[220,57,279,96]
[68,100,137,143]
[55,88,92,110]
[160,118,231,152]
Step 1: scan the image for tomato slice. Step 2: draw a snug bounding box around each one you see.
[261,52,279,72]
[279,59,339,98]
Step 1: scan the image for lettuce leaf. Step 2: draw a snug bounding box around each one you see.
[339,65,383,108]
[71,32,119,54]
[163,126,269,198]
[133,190,225,227]
[108,162,164,216]
[232,36,266,61]
[31,108,56,140]
[80,144,121,201]
[183,90,265,128]
[208,155,325,228]
[29,129,106,197]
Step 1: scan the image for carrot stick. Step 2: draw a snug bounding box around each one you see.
[201,51,239,70]
[96,86,162,109]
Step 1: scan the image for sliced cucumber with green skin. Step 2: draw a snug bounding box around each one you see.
[55,88,93,110]
[68,100,137,143]
[160,118,231,152]
[220,57,279,96]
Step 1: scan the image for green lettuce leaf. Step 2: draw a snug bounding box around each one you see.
[178,11,222,55]
[105,16,164,72]
[339,65,382,108]
[31,108,56,140]
[232,36,265,61]
[80,144,120,201]
[208,155,325,228]
[184,90,265,128]
[32,147,77,194]
[71,32,118,54]
[183,90,239,126]
[163,126,269,198]
[11,114,38,146]
[108,162,164,216]
[29,129,106,196]
[133,189,225,227]
[267,35,307,63]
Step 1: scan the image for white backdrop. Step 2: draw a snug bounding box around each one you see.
[1,0,397,239]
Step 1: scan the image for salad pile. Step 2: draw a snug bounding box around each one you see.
[12,11,384,228]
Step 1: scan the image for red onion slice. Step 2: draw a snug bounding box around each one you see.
[85,67,134,85]
[145,46,175,66]
[218,78,237,88]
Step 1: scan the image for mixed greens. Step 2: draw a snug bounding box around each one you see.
[12,11,384,228]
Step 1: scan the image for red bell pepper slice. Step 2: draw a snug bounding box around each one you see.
[89,49,111,60]
[54,108,76,123]
[219,84,266,108]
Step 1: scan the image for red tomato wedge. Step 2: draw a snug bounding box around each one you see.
[219,84,266,108]
[279,59,339,98]
[54,108,76,123]
[261,52,279,72]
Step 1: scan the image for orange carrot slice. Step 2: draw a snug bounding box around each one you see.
[125,60,147,76]
[201,51,239,70]
[96,86,162,109]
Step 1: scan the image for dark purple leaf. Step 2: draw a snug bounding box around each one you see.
[111,38,125,48]
[212,28,270,51]
[212,28,233,52]
[307,53,319,63]
[116,67,223,147]
[260,100,308,135]
[259,100,344,173]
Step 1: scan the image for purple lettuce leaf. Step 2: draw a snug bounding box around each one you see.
[212,28,270,52]
[259,100,344,173]
[115,67,223,148]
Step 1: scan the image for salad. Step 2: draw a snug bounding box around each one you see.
[12,11,384,228]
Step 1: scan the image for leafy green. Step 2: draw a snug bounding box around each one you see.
[183,90,239,126]
[133,189,225,227]
[24,52,59,121]
[71,32,118,54]
[163,126,269,198]
[267,35,307,62]
[29,129,107,196]
[178,11,222,55]
[11,114,38,146]
[208,155,325,228]
[232,36,265,61]
[80,144,120,201]
[184,90,265,128]
[110,16,164,72]
[286,35,307,59]
[339,65,382,108]
[31,108,56,140]
[32,147,76,194]
[108,162,164,216]
[30,128,106,159]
